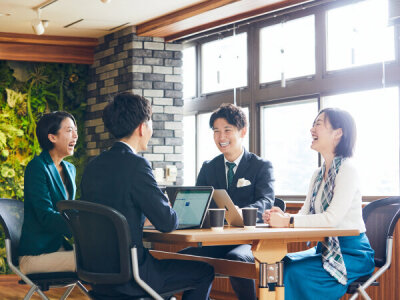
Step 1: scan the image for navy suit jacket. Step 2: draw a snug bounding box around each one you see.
[19,150,75,256]
[81,142,178,295]
[197,149,274,222]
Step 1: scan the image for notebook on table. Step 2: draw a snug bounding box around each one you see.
[145,186,214,230]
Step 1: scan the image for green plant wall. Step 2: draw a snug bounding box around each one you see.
[0,60,89,274]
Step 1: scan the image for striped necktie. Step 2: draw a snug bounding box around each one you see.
[226,162,236,189]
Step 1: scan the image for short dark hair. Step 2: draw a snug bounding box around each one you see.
[102,92,152,139]
[209,103,247,130]
[318,108,357,158]
[36,111,76,151]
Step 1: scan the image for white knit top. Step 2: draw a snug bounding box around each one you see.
[293,159,366,233]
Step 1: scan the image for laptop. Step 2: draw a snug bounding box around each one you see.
[165,186,181,205]
[212,189,244,226]
[212,189,269,228]
[146,186,214,230]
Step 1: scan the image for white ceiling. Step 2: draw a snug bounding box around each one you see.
[0,0,203,38]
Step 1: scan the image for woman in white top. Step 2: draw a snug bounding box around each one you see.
[263,108,374,300]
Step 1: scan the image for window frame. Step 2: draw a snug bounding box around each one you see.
[181,0,400,200]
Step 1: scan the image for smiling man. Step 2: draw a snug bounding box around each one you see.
[180,103,275,300]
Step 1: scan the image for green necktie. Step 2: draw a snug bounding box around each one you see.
[226,162,236,189]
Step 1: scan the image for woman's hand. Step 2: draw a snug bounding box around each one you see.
[262,210,271,224]
[269,213,290,228]
[262,206,285,224]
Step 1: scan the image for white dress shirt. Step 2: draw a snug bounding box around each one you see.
[224,148,244,187]
[119,141,137,154]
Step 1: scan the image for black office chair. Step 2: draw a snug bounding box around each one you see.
[57,200,193,300]
[0,198,89,300]
[274,197,286,212]
[347,196,400,300]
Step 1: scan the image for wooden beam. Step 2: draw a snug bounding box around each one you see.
[0,32,97,64]
[164,0,309,41]
[136,0,240,36]
[149,250,257,279]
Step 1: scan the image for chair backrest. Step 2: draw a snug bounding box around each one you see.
[362,196,400,267]
[274,197,286,212]
[57,200,132,285]
[0,198,24,266]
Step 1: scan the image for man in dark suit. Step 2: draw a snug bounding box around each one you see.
[181,103,274,300]
[81,92,214,299]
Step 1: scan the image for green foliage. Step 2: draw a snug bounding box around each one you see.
[0,61,89,274]
[0,62,15,102]
[0,229,6,274]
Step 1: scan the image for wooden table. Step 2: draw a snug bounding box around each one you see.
[144,226,359,300]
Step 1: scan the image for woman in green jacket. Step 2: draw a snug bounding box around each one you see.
[18,111,78,274]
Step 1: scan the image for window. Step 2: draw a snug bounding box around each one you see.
[196,112,221,174]
[182,46,196,99]
[201,33,247,94]
[260,15,315,84]
[326,0,395,71]
[323,87,399,195]
[183,115,196,185]
[261,99,319,195]
[183,0,400,199]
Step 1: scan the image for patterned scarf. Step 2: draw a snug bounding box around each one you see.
[309,156,348,285]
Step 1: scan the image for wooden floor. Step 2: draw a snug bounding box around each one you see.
[0,274,237,300]
[0,275,88,300]
[0,274,389,300]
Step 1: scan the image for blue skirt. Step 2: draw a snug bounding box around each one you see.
[283,233,375,300]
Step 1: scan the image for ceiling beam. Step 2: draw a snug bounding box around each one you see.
[136,0,240,37]
[0,32,98,64]
[164,0,310,41]
[135,0,313,41]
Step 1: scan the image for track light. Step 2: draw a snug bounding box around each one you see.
[32,19,44,35]
[31,8,44,35]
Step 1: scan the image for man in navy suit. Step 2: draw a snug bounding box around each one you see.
[181,103,274,300]
[81,92,214,299]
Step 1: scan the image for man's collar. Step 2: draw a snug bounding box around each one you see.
[224,148,244,166]
[118,141,137,154]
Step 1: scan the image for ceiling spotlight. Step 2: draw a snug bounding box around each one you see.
[101,0,112,3]
[31,9,44,35]
[32,18,44,35]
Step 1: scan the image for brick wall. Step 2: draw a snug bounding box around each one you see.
[85,26,184,185]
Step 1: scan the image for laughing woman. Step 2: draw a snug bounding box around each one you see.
[263,108,375,300]
[18,111,79,274]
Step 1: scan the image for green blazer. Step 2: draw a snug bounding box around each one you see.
[19,150,76,256]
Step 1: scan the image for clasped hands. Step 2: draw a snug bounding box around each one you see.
[262,206,291,228]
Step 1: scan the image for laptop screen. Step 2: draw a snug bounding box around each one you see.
[173,189,212,226]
